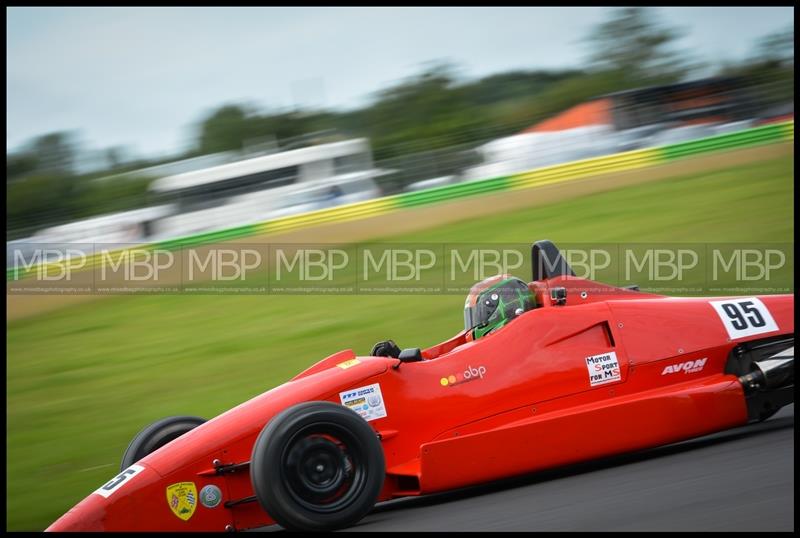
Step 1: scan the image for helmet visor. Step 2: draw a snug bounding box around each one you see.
[464,297,500,332]
[464,278,534,333]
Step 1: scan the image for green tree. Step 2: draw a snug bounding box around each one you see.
[583,7,698,87]
[716,26,794,109]
[197,105,252,154]
[356,61,488,159]
[105,146,128,170]
[6,174,76,236]
[195,103,342,155]
[755,26,794,68]
[7,152,39,182]
[460,69,582,107]
[30,131,80,175]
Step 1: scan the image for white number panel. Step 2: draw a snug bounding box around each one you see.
[93,464,145,499]
[709,297,778,339]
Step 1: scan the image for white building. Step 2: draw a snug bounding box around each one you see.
[26,138,391,246]
[147,138,388,239]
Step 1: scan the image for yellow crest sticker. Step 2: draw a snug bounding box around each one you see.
[336,358,361,369]
[166,482,197,521]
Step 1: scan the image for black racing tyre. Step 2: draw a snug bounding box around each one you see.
[120,415,206,471]
[250,401,385,531]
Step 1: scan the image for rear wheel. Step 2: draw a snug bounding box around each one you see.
[120,415,206,471]
[250,401,385,531]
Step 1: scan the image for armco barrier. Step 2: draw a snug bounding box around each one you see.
[7,120,794,282]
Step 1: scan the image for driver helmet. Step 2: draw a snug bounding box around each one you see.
[463,274,537,339]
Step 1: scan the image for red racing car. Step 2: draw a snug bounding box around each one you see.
[46,241,794,532]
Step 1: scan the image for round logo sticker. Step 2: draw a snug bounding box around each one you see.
[199,484,222,508]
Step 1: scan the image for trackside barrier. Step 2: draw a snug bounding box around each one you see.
[154,223,262,251]
[780,121,794,141]
[660,122,792,161]
[7,121,794,281]
[258,197,395,234]
[393,175,511,208]
[7,224,265,280]
[510,148,662,190]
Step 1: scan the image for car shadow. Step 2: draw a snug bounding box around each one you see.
[366,412,795,517]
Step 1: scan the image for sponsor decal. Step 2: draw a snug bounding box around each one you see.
[199,484,222,508]
[336,358,361,369]
[662,358,707,375]
[709,297,778,339]
[94,464,145,499]
[585,351,621,386]
[339,383,387,422]
[166,482,198,521]
[440,365,487,387]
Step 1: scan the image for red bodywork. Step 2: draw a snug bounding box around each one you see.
[47,275,794,532]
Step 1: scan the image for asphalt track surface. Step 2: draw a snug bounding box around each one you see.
[263,404,794,532]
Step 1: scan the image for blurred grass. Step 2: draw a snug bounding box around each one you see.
[7,154,794,530]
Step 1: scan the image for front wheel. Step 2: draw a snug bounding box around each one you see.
[250,401,385,531]
[120,415,206,471]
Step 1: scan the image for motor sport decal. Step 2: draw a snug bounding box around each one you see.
[339,383,387,422]
[662,358,707,375]
[709,297,778,339]
[93,464,145,499]
[166,482,197,521]
[585,351,621,386]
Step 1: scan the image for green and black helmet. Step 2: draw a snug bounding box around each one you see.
[463,274,537,340]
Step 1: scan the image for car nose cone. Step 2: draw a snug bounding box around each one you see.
[45,500,106,532]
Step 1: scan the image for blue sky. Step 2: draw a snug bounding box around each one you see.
[6,7,794,159]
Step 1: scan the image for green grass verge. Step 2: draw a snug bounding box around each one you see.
[7,154,794,530]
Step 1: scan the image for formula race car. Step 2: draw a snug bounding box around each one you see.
[46,241,794,532]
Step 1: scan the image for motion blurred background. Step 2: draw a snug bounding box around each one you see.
[6,6,794,245]
[6,6,794,531]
